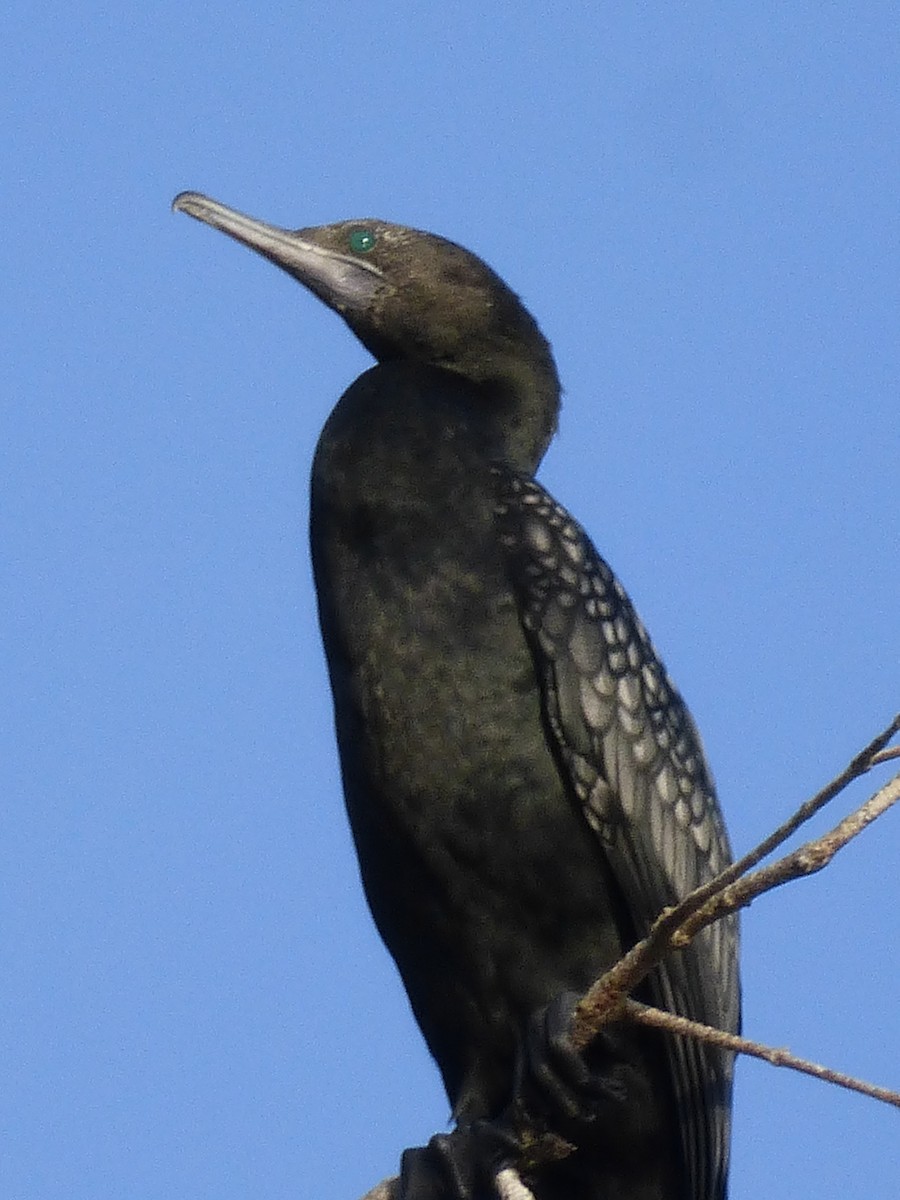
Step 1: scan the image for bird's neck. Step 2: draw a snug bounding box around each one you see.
[475,349,560,472]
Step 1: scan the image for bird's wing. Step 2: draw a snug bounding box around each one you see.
[493,467,740,1200]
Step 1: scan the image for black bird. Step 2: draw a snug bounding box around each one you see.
[173,192,740,1200]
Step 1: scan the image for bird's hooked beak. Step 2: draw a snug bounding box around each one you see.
[172,191,384,312]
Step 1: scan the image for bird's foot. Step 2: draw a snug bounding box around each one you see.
[398,1122,521,1200]
[514,991,639,1141]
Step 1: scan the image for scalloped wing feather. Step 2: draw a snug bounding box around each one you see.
[494,467,740,1200]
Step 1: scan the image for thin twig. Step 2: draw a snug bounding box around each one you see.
[624,999,900,1110]
[572,716,900,1049]
[676,767,900,944]
[360,1182,396,1200]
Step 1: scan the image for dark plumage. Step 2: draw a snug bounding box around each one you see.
[173,191,740,1200]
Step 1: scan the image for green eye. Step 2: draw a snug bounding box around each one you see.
[349,228,376,254]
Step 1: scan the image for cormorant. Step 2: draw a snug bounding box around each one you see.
[173,191,740,1200]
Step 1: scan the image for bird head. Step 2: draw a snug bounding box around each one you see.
[173,193,560,468]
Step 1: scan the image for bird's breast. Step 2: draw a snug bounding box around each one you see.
[310,438,626,989]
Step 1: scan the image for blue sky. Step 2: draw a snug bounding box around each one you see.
[3,4,898,1198]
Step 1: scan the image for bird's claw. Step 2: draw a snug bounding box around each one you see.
[514,991,637,1138]
[398,1122,520,1200]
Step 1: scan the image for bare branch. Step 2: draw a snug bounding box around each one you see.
[872,744,900,766]
[360,1181,396,1200]
[572,717,900,1050]
[624,999,900,1110]
[676,765,900,945]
